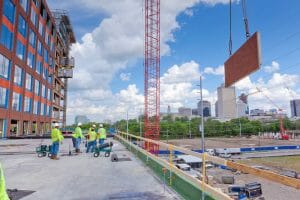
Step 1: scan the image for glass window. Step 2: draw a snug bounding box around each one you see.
[16,40,26,60]
[29,29,36,47]
[32,0,38,7]
[41,84,46,98]
[0,25,14,50]
[20,0,28,12]
[3,0,15,23]
[18,15,27,37]
[30,10,37,27]
[34,79,40,96]
[0,53,11,79]
[45,31,49,45]
[44,48,48,63]
[48,75,52,84]
[12,92,22,111]
[37,40,42,55]
[38,21,44,36]
[43,68,47,80]
[47,88,51,100]
[0,87,8,108]
[33,101,39,115]
[24,96,31,112]
[25,73,32,91]
[36,61,42,74]
[27,52,35,68]
[40,103,45,116]
[14,65,23,86]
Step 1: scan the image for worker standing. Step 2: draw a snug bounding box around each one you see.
[86,125,97,153]
[72,123,84,153]
[50,123,64,160]
[98,124,107,145]
[0,163,9,200]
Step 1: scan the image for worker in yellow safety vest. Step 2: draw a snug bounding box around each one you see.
[0,163,9,200]
[72,123,84,153]
[97,124,106,145]
[50,123,64,160]
[86,125,97,153]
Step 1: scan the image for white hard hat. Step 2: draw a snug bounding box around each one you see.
[78,122,82,126]
[54,123,59,127]
[99,124,103,127]
[92,124,96,128]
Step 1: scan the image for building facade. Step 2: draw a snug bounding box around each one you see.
[0,0,75,138]
[178,107,192,118]
[290,99,300,118]
[197,100,211,117]
[216,85,236,120]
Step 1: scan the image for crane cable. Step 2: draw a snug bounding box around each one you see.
[229,0,232,56]
[242,0,251,39]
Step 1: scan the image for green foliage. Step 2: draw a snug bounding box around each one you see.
[112,117,299,139]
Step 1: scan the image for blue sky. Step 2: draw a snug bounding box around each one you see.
[48,0,300,123]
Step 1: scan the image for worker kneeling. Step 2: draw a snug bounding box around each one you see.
[50,123,64,160]
[86,125,97,153]
[97,124,106,145]
[72,122,84,153]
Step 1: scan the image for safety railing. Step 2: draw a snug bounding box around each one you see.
[116,132,233,200]
[116,131,300,193]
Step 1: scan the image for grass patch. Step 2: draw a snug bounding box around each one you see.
[239,155,300,172]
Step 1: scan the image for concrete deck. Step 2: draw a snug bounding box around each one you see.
[0,138,180,200]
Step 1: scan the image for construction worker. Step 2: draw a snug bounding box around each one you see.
[50,123,64,160]
[0,163,9,200]
[86,125,97,153]
[98,124,106,145]
[72,122,84,153]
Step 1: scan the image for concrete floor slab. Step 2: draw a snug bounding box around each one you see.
[0,138,180,200]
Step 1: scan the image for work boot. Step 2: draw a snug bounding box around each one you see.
[53,155,60,160]
[50,154,54,159]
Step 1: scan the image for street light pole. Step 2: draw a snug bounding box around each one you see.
[126,110,129,140]
[200,76,205,152]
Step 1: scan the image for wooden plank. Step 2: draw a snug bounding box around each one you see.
[227,161,300,189]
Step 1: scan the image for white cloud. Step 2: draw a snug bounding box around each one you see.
[234,72,300,116]
[120,73,131,81]
[204,65,224,75]
[46,0,240,123]
[264,61,280,73]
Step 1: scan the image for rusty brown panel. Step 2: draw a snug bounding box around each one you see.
[225,32,262,87]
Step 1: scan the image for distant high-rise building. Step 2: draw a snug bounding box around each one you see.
[216,85,236,119]
[75,115,90,125]
[250,109,265,116]
[192,108,198,116]
[178,107,192,117]
[237,100,248,117]
[197,100,211,117]
[215,101,218,117]
[290,99,300,117]
[167,105,171,114]
[239,93,248,104]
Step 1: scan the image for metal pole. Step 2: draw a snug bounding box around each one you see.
[139,109,142,138]
[200,76,205,152]
[126,110,129,141]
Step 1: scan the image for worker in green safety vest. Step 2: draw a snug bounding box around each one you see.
[97,124,106,145]
[72,122,84,153]
[50,123,64,160]
[86,125,97,153]
[0,163,9,200]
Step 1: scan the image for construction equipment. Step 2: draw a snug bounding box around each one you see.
[93,142,113,157]
[36,145,52,158]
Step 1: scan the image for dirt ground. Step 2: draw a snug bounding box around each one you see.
[164,136,300,149]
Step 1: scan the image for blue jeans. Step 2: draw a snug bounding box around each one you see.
[76,138,81,149]
[99,139,105,145]
[72,137,77,148]
[86,141,96,153]
[51,142,59,155]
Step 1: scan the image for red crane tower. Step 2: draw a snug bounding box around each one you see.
[144,0,160,153]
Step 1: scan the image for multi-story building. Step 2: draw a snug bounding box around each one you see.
[0,0,75,138]
[197,100,211,117]
[290,99,300,118]
[237,100,248,117]
[216,84,236,120]
[178,107,192,118]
